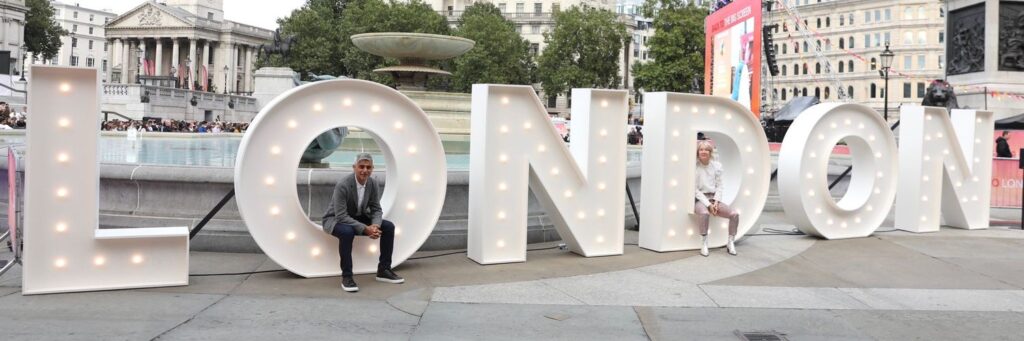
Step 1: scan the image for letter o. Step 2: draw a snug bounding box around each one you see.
[234,79,447,277]
[778,103,898,239]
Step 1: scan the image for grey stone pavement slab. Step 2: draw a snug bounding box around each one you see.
[412,302,648,341]
[3,210,1024,339]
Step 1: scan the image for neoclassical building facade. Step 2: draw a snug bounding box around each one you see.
[104,0,272,94]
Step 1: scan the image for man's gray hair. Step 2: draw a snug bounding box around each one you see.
[354,152,374,163]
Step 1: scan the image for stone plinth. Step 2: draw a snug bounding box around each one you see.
[947,0,1024,120]
[253,67,298,110]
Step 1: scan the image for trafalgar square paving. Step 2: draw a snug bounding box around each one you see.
[2,206,1024,340]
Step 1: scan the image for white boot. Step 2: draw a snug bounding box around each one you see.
[727,236,737,256]
[700,236,709,257]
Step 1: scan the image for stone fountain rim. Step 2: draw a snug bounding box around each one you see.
[351,32,476,60]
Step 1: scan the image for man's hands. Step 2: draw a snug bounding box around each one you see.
[364,224,382,239]
[708,200,720,216]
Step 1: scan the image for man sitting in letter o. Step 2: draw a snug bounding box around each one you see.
[321,153,404,292]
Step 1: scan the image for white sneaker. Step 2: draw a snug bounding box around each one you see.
[700,236,709,257]
[727,236,737,256]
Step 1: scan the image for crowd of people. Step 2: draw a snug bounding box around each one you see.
[0,102,26,130]
[101,118,250,133]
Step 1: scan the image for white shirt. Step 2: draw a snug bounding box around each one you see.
[356,179,366,214]
[694,160,723,207]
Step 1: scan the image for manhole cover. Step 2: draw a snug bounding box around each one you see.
[735,330,789,341]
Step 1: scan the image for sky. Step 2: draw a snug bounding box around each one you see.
[63,0,308,30]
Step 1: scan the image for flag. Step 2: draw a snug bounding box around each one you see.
[201,65,209,92]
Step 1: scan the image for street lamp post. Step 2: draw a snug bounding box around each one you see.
[880,42,895,123]
[223,65,229,94]
[19,45,27,82]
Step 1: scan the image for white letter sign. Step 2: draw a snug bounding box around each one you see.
[639,93,771,251]
[24,66,190,295]
[778,103,898,239]
[468,86,627,264]
[234,79,447,277]
[895,106,993,232]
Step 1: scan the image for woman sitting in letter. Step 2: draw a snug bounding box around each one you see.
[695,140,739,256]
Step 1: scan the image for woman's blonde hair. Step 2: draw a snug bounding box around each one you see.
[696,140,715,159]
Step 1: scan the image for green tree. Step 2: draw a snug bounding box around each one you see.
[631,0,708,93]
[270,0,347,78]
[537,6,628,99]
[24,0,67,60]
[274,0,449,84]
[449,3,535,93]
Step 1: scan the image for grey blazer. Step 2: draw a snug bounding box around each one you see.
[321,173,383,235]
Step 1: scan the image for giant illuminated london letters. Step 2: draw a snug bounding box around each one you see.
[21,67,994,294]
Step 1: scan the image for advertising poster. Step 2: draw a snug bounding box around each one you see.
[991,130,1024,208]
[705,0,762,117]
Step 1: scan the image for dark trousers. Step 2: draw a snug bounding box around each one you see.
[330,216,395,277]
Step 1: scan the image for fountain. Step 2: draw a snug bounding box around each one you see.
[351,32,475,91]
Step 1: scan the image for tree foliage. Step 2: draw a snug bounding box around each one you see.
[449,3,535,93]
[274,0,449,84]
[537,6,628,98]
[631,0,708,93]
[24,0,67,60]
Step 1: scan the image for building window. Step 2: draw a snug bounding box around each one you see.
[839,62,844,73]
[534,3,542,14]
[849,13,854,25]
[803,41,808,52]
[918,6,925,19]
[71,56,79,66]
[102,59,107,71]
[72,24,78,32]
[904,32,913,45]
[904,55,912,69]
[73,11,78,19]
[529,43,538,56]
[874,33,881,47]
[499,3,506,12]
[904,82,912,98]
[864,11,870,23]
[840,15,845,26]
[848,86,854,98]
[905,8,913,20]
[552,3,559,12]
[884,32,891,45]
[848,60,854,72]
[849,36,855,48]
[815,62,821,74]
[839,37,845,49]
[89,27,93,34]
[71,38,77,47]
[516,24,522,34]
[870,57,877,70]
[88,40,93,50]
[87,58,95,67]
[939,31,945,43]
[939,55,945,69]
[874,9,881,22]
[516,3,524,14]
[782,65,787,75]
[531,24,539,34]
[815,87,821,98]
[783,44,787,54]
[802,63,808,74]
[871,83,877,98]
[104,42,108,52]
[885,9,891,21]
[918,31,927,44]
[826,17,830,27]
[816,18,821,28]
[917,82,926,98]
[918,55,926,69]
[802,88,807,96]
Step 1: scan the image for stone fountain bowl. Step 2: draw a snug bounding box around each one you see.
[351,32,475,61]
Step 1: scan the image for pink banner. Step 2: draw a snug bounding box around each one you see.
[992,158,1022,208]
[8,147,18,259]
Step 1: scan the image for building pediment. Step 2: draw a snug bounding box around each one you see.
[107,1,195,29]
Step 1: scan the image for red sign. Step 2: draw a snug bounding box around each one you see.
[705,0,763,117]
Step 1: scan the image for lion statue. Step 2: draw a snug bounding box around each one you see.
[921,79,959,111]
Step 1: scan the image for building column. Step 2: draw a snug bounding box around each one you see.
[155,39,164,77]
[244,45,254,92]
[120,39,129,83]
[188,38,197,90]
[230,44,237,94]
[171,38,180,84]
[201,40,211,91]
